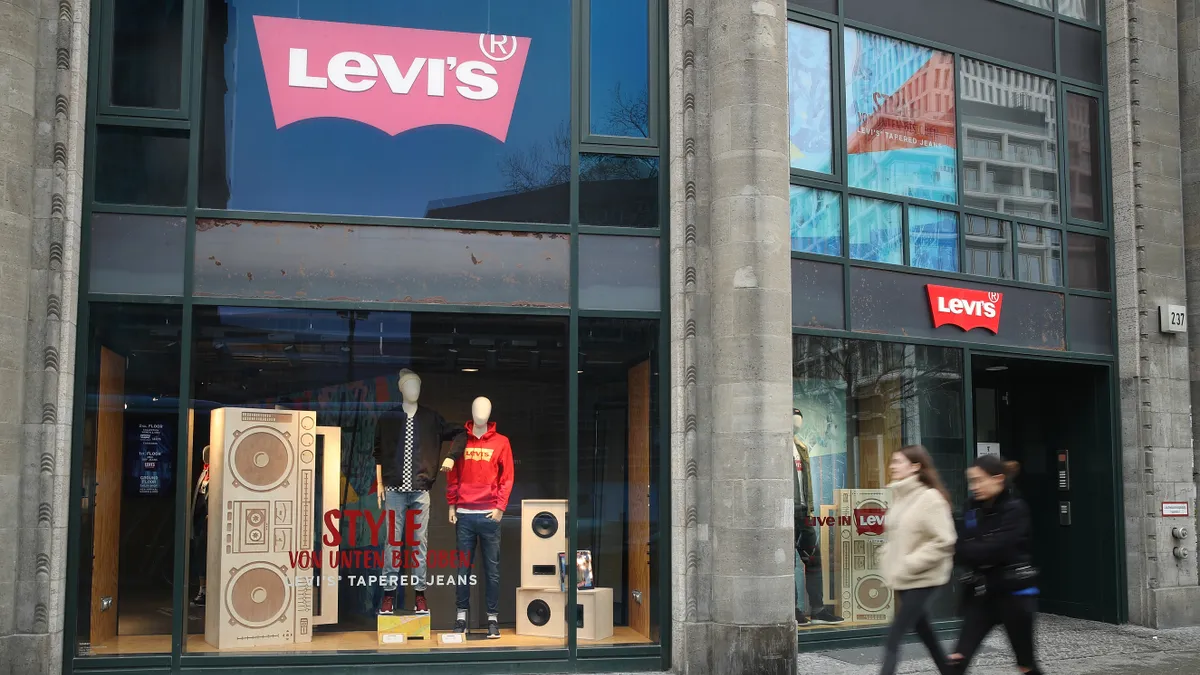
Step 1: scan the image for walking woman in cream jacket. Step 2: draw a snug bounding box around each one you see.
[877,445,958,675]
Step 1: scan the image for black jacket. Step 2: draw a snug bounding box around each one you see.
[955,490,1035,590]
[373,405,464,491]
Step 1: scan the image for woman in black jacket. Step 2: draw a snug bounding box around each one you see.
[949,455,1042,675]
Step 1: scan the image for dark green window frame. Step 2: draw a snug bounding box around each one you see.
[66,0,673,672]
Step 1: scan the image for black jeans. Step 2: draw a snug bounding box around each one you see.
[879,586,952,675]
[953,593,1039,672]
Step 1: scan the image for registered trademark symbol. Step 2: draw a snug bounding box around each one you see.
[479,34,519,61]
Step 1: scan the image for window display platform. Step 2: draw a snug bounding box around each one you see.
[85,628,651,655]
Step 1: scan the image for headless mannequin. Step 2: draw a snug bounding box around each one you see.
[793,409,837,623]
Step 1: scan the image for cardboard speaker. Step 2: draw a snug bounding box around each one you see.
[577,588,614,641]
[834,488,894,624]
[204,408,341,649]
[520,499,567,589]
[515,587,566,638]
[514,587,614,640]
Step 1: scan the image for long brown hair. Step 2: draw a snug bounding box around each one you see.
[898,444,951,504]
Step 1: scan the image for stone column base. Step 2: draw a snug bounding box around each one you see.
[1149,586,1200,628]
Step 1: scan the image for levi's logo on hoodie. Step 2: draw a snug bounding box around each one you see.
[464,447,495,462]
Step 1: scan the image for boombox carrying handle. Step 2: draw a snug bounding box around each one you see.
[312,426,341,626]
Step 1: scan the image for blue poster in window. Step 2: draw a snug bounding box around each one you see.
[844,29,957,203]
[126,420,175,497]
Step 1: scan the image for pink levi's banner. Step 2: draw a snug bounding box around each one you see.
[252,16,531,142]
[926,284,1004,334]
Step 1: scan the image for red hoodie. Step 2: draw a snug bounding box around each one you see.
[446,421,515,511]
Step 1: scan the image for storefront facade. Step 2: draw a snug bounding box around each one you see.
[5,1,1200,675]
[781,0,1123,642]
[68,0,670,673]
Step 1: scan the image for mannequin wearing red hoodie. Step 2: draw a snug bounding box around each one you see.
[446,397,514,638]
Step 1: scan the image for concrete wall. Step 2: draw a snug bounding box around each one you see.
[1108,0,1200,629]
[0,0,89,672]
[670,0,797,672]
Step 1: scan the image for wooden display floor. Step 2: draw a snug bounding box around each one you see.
[83,627,651,655]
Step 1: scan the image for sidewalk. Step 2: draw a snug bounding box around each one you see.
[585,615,1200,675]
[796,614,1200,674]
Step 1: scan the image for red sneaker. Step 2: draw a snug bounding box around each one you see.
[379,594,395,615]
[414,593,429,614]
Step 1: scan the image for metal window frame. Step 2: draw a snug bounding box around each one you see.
[66,0,673,671]
[579,0,660,147]
[96,0,194,119]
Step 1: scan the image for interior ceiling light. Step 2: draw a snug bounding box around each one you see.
[461,367,479,373]
[985,365,1009,372]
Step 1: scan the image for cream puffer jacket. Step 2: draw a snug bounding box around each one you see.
[879,474,957,591]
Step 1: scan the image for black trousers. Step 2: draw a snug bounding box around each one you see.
[879,586,952,675]
[953,593,1039,672]
[796,525,825,612]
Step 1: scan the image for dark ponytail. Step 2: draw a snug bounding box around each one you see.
[973,454,1020,480]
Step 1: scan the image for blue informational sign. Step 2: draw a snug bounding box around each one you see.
[126,419,175,497]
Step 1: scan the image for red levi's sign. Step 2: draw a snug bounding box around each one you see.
[253,16,531,142]
[926,284,1003,334]
[854,508,887,536]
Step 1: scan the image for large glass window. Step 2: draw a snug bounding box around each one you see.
[790,186,842,256]
[1058,0,1100,23]
[845,29,957,203]
[199,0,571,222]
[588,0,650,138]
[109,0,185,109]
[1066,93,1103,222]
[848,196,902,265]
[959,58,1059,222]
[1016,223,1063,285]
[1067,232,1110,291]
[578,318,661,645]
[579,154,660,228]
[184,308,576,654]
[964,215,1013,280]
[789,22,834,174]
[908,207,959,272]
[792,336,964,631]
[75,304,183,657]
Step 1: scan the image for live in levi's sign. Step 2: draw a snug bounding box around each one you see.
[926,284,1004,334]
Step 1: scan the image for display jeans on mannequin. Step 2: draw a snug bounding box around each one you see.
[455,512,501,615]
[382,490,430,602]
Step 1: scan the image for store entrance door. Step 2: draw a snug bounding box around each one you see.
[971,355,1121,623]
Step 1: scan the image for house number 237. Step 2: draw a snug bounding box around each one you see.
[1160,305,1187,334]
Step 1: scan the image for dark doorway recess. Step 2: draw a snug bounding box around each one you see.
[971,355,1120,623]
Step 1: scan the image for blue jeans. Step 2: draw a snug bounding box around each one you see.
[455,513,501,614]
[383,490,430,594]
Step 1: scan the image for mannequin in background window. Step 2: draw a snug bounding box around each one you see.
[794,409,843,624]
[447,397,514,640]
[190,445,211,606]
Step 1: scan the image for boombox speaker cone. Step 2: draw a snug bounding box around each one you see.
[527,599,552,627]
[532,512,559,539]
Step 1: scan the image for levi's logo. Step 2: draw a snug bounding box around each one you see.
[253,16,531,141]
[926,284,1003,334]
[853,507,887,536]
[464,447,494,462]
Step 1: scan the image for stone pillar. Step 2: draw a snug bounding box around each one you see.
[0,0,41,666]
[671,0,795,672]
[1108,0,1200,628]
[0,0,89,672]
